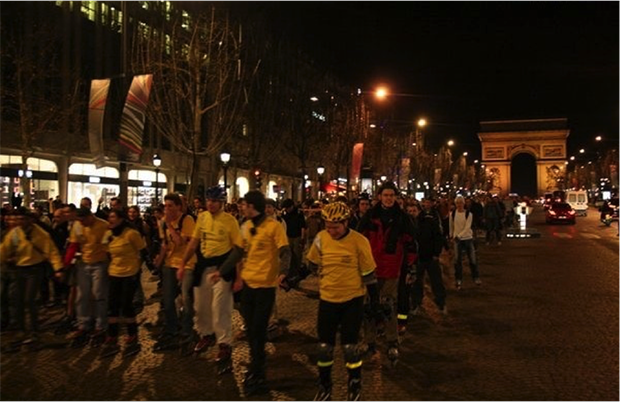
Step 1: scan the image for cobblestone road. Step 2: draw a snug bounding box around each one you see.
[1,206,618,400]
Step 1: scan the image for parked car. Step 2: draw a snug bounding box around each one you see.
[545,202,576,224]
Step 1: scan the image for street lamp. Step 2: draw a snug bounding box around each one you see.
[447,140,454,147]
[380,175,387,182]
[153,154,162,206]
[317,165,325,199]
[220,151,230,200]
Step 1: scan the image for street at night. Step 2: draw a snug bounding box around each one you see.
[1,205,617,401]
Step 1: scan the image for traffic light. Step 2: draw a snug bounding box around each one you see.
[254,169,262,189]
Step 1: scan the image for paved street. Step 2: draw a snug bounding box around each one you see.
[1,205,618,401]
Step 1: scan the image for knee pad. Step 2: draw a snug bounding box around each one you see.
[342,344,362,369]
[317,343,334,367]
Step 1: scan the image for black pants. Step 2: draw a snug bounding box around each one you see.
[13,264,46,333]
[241,285,275,377]
[412,257,446,309]
[108,275,138,319]
[317,296,364,345]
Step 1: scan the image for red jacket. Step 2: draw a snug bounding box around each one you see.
[358,205,417,279]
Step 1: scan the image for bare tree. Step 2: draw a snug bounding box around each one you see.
[130,6,253,198]
[1,11,83,206]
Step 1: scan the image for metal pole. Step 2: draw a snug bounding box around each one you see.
[223,165,228,195]
[155,167,159,206]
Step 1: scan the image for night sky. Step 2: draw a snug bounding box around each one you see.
[235,2,618,160]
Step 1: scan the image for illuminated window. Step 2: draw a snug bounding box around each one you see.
[69,163,119,178]
[101,2,108,26]
[80,1,96,21]
[165,34,172,55]
[182,10,190,30]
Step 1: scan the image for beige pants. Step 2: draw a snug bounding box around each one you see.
[364,277,399,345]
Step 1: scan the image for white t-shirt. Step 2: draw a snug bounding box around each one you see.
[450,210,473,240]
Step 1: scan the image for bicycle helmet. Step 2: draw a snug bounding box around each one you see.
[321,201,350,223]
[205,185,227,201]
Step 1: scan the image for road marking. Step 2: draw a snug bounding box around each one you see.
[580,233,601,239]
[552,233,573,239]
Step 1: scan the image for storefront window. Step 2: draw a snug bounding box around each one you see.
[236,177,249,200]
[0,155,59,208]
[68,163,120,211]
[128,169,167,212]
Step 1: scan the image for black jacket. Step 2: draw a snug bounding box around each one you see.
[416,209,444,259]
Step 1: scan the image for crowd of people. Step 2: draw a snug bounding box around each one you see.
[0,186,522,400]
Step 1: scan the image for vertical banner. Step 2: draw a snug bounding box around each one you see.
[119,74,153,162]
[88,79,111,168]
[434,168,442,187]
[400,158,410,190]
[351,143,364,185]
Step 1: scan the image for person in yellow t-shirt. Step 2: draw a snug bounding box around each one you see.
[178,186,242,371]
[152,193,196,351]
[0,207,63,345]
[64,207,110,347]
[305,201,380,402]
[99,209,147,358]
[214,190,290,395]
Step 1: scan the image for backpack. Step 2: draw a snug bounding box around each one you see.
[451,209,471,222]
[162,213,189,245]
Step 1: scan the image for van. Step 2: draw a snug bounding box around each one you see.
[566,190,588,216]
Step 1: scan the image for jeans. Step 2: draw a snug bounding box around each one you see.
[453,239,480,281]
[162,266,194,336]
[76,261,109,331]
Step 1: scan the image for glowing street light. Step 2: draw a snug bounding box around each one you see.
[570,156,575,161]
[447,140,454,147]
[463,152,468,157]
[595,136,602,141]
[417,118,427,127]
[375,87,388,100]
[579,148,585,154]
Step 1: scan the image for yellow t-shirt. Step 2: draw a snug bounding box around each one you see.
[306,229,376,303]
[69,217,109,264]
[159,214,197,269]
[105,227,146,277]
[240,218,289,288]
[192,211,242,258]
[0,225,63,270]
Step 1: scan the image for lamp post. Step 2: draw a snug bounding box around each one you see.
[220,151,230,200]
[153,154,162,206]
[317,165,325,199]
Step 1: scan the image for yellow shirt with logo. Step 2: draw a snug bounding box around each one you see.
[104,227,146,277]
[240,218,289,288]
[159,214,197,269]
[306,229,376,303]
[69,217,109,264]
[0,225,63,270]
[192,211,242,258]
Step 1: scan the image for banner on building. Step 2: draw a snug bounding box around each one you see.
[118,74,153,162]
[434,168,442,187]
[351,143,364,184]
[88,79,111,168]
